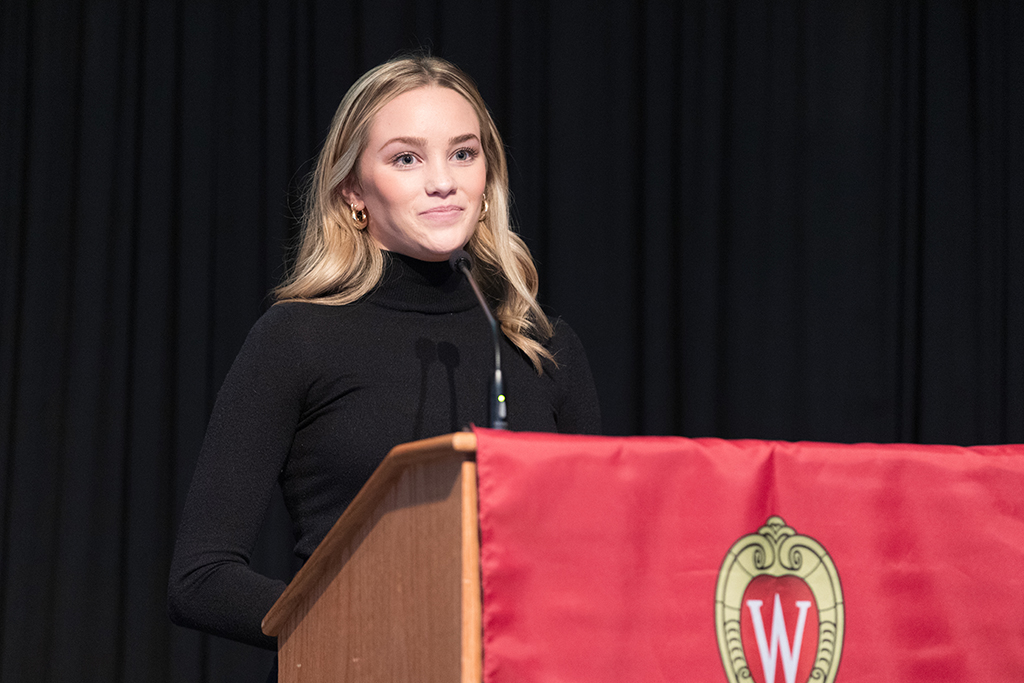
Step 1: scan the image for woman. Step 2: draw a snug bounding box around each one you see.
[168,54,601,653]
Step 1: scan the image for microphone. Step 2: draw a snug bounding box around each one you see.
[448,249,508,430]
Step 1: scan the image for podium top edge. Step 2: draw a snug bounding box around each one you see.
[389,430,478,459]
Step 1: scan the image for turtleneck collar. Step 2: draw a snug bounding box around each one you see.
[367,251,479,313]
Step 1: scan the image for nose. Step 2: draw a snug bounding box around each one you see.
[425,160,456,198]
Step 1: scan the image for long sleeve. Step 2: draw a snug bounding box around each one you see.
[168,305,305,650]
[549,318,602,435]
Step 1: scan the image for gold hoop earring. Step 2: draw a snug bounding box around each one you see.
[350,203,368,228]
[478,195,489,223]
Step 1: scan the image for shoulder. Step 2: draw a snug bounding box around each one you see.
[255,300,340,328]
[248,300,362,343]
[545,317,589,368]
[234,301,345,370]
[542,316,602,434]
[239,299,387,371]
[239,302,306,356]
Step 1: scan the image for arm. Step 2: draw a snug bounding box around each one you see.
[549,318,602,435]
[168,305,305,649]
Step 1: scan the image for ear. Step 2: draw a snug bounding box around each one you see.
[339,175,363,207]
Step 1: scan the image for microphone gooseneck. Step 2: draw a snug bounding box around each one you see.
[448,249,507,430]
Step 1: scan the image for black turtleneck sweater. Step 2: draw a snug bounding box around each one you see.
[168,253,601,649]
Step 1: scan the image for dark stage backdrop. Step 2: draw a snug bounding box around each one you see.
[2,1,1022,680]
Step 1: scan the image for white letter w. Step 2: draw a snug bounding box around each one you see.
[745,594,812,683]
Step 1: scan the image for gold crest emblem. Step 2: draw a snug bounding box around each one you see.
[715,516,844,683]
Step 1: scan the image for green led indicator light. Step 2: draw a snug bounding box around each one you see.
[498,394,506,403]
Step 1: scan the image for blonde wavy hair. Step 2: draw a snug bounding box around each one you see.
[274,54,554,372]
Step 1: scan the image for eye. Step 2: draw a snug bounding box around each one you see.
[391,153,418,167]
[452,148,479,163]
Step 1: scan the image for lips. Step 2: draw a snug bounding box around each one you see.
[418,205,465,225]
[420,205,463,216]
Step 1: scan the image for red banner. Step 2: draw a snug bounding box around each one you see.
[475,429,1024,683]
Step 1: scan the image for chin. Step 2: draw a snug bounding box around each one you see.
[418,245,465,262]
[374,223,476,261]
[420,232,475,260]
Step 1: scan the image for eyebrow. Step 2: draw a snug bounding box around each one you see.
[377,133,480,152]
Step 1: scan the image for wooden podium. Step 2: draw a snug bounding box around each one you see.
[261,431,1024,682]
[261,432,482,683]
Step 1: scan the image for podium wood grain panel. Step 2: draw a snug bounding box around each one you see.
[263,433,480,683]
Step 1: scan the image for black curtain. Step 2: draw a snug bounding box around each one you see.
[2,1,1021,680]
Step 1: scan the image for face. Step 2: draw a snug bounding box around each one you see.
[345,86,487,262]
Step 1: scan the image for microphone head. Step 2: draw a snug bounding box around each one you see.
[448,249,473,273]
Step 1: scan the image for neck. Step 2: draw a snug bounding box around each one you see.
[367,251,478,313]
